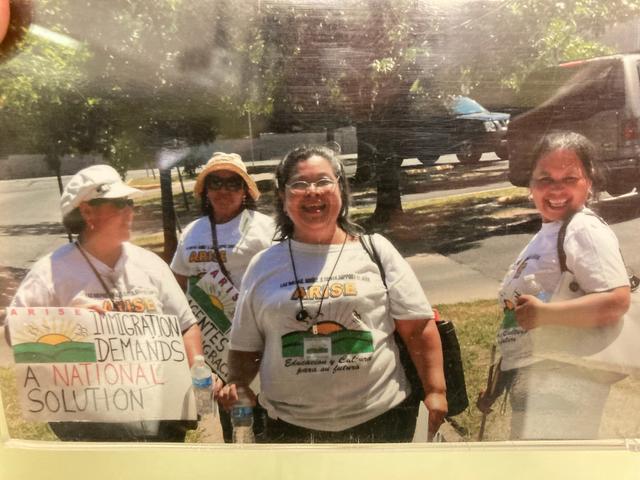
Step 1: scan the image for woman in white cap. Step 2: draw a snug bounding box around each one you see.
[170,152,275,442]
[10,164,205,442]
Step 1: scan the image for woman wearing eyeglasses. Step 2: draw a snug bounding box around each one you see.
[219,145,447,443]
[170,152,275,442]
[9,164,204,442]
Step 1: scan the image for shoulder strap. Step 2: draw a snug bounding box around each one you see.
[359,234,387,289]
[208,215,234,286]
[557,212,577,273]
[558,210,639,291]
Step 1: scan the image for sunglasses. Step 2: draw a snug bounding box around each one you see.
[88,198,134,209]
[207,175,244,191]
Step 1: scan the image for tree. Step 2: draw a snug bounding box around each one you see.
[252,0,441,222]
[446,0,640,108]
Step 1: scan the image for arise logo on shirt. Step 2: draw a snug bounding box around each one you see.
[290,282,357,300]
[188,249,228,263]
[101,297,159,313]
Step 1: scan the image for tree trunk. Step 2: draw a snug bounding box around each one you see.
[48,154,74,243]
[160,168,178,263]
[371,154,403,224]
[353,123,373,183]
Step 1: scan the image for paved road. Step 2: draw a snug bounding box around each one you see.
[1,155,638,297]
[1,157,639,444]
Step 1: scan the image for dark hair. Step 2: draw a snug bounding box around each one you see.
[62,208,86,235]
[199,173,257,217]
[530,131,603,193]
[274,145,363,240]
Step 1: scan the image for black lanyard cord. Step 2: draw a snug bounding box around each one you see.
[208,214,234,286]
[288,232,348,326]
[75,242,121,311]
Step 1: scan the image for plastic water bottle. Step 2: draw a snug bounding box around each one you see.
[523,274,551,302]
[231,386,255,443]
[191,355,214,416]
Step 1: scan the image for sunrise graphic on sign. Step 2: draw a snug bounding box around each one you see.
[11,317,96,363]
[188,271,236,334]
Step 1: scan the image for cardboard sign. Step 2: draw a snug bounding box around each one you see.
[7,307,196,423]
[186,268,238,383]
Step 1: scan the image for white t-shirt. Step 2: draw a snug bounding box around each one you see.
[11,242,196,333]
[230,234,433,431]
[497,209,629,371]
[170,210,275,286]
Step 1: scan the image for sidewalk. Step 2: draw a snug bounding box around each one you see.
[407,253,498,306]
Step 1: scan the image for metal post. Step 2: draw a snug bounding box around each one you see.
[160,168,178,263]
[176,166,190,211]
[247,110,255,166]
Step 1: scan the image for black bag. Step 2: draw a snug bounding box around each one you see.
[360,236,469,417]
[394,311,469,416]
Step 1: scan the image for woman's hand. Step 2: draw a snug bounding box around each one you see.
[218,383,257,412]
[515,294,545,330]
[212,375,224,400]
[82,304,107,314]
[424,391,447,441]
[476,389,496,414]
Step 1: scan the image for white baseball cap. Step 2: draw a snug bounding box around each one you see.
[60,165,142,218]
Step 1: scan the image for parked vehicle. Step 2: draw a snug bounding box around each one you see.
[507,53,640,195]
[357,96,510,166]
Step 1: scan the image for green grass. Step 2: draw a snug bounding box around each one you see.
[126,171,187,188]
[1,299,506,442]
[0,367,57,441]
[436,300,509,441]
[3,299,640,442]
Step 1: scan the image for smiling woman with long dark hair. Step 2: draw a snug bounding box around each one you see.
[219,145,446,443]
[477,132,631,440]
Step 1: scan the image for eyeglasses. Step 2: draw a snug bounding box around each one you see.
[285,176,340,194]
[207,175,244,191]
[88,198,134,209]
[531,176,586,188]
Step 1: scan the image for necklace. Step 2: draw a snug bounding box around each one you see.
[75,242,122,311]
[288,232,348,328]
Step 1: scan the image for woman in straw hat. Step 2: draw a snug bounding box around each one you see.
[171,152,275,441]
[9,164,205,442]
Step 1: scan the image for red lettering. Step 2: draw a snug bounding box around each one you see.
[150,364,165,385]
[103,363,119,385]
[134,365,149,385]
[69,365,84,386]
[52,364,70,386]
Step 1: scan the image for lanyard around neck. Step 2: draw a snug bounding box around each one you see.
[208,214,235,286]
[288,233,348,327]
[75,242,121,311]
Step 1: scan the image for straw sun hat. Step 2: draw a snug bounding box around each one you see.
[193,152,260,201]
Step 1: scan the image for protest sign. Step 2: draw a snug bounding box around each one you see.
[7,307,196,423]
[187,269,238,383]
